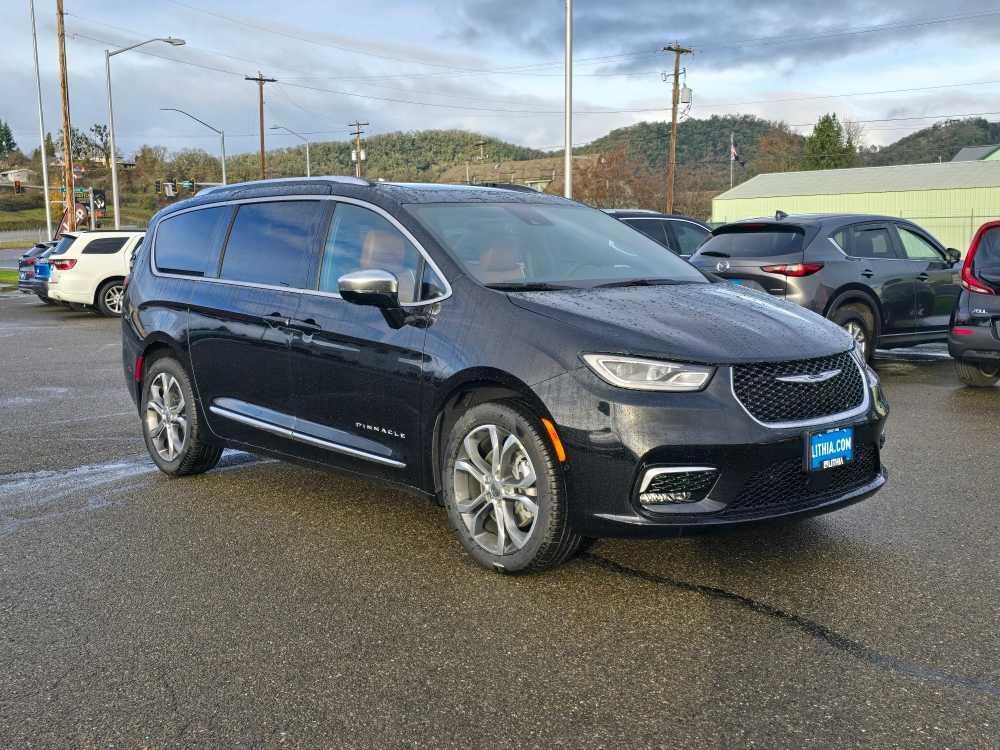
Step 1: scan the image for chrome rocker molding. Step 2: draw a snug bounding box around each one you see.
[729,354,871,430]
[209,405,406,469]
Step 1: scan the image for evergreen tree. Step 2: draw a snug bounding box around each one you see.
[0,120,17,158]
[803,114,859,170]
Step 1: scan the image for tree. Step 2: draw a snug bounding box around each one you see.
[89,124,113,166]
[57,126,98,162]
[803,114,860,170]
[0,120,17,159]
[751,124,804,174]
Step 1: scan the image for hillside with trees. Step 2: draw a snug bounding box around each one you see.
[862,118,1000,166]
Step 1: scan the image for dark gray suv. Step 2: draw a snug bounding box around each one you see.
[690,214,963,360]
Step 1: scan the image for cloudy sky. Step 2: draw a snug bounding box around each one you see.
[6,0,1000,158]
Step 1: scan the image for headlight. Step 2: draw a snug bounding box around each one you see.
[582,354,715,392]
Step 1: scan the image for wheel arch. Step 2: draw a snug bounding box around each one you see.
[134,335,187,406]
[428,368,554,498]
[823,285,884,338]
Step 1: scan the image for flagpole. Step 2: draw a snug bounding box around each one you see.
[730,132,734,189]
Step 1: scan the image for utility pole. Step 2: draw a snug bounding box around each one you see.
[730,132,735,189]
[664,42,691,213]
[29,0,53,239]
[245,72,276,180]
[349,121,368,178]
[563,0,573,199]
[56,0,75,230]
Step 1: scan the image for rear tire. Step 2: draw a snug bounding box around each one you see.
[141,356,222,476]
[955,359,1000,388]
[442,400,581,573]
[95,278,125,317]
[832,303,876,363]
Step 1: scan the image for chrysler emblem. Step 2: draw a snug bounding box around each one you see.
[716,260,731,273]
[776,369,842,384]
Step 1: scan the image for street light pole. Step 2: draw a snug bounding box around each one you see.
[28,0,53,240]
[106,37,185,228]
[270,125,310,177]
[160,108,227,184]
[563,0,573,199]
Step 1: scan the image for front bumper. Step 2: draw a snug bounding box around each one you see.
[535,363,889,538]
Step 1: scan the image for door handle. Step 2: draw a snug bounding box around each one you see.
[287,318,322,334]
[861,269,874,278]
[917,273,929,281]
[264,312,289,327]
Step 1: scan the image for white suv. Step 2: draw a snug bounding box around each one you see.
[47,231,145,316]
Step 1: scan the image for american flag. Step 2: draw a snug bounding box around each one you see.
[730,142,746,167]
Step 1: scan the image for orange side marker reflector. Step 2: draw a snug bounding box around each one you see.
[541,418,567,463]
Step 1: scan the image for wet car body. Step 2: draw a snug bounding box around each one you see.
[122,179,888,545]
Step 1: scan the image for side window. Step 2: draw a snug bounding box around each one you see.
[155,206,232,277]
[849,225,896,260]
[624,219,668,247]
[897,227,944,261]
[220,201,328,288]
[831,229,848,253]
[975,227,1000,278]
[672,222,709,256]
[318,203,423,304]
[82,237,128,255]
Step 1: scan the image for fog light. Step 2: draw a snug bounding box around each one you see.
[638,467,718,509]
[879,426,887,449]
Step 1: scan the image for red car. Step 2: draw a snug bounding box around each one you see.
[948,221,1000,387]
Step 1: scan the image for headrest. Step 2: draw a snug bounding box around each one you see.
[361,229,407,269]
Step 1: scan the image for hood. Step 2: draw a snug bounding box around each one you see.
[507,282,853,365]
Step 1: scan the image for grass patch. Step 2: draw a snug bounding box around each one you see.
[0,268,20,289]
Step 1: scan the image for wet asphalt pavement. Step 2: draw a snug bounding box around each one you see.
[1,290,998,748]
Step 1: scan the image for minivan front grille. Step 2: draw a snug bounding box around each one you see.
[732,351,865,425]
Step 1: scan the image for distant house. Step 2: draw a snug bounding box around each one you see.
[712,160,1000,252]
[0,167,33,185]
[951,145,1000,162]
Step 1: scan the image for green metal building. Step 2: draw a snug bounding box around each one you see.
[712,160,1000,253]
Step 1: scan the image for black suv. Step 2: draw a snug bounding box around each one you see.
[949,221,1000,387]
[603,209,711,257]
[123,180,889,572]
[690,214,963,360]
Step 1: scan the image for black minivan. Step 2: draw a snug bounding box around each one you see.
[123,179,889,572]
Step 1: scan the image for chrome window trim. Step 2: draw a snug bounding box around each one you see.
[209,405,406,469]
[150,194,452,307]
[620,217,709,231]
[728,353,871,429]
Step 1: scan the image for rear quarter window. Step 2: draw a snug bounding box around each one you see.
[154,206,233,277]
[82,237,129,255]
[698,225,805,258]
[975,226,1000,279]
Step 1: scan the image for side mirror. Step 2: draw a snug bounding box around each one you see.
[946,248,962,265]
[338,269,400,309]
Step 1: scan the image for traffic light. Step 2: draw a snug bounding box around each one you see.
[13,180,22,194]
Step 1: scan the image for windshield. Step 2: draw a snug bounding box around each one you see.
[406,202,708,288]
[695,224,805,259]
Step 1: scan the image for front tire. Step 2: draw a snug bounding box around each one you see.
[956,359,1000,388]
[96,278,125,317]
[832,303,876,363]
[141,356,222,476]
[442,401,582,573]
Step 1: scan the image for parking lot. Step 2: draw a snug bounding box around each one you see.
[1,288,998,747]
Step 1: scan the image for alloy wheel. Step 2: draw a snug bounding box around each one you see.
[844,320,868,358]
[144,373,188,462]
[453,424,539,556]
[104,284,125,315]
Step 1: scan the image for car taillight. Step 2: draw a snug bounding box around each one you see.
[961,232,996,295]
[51,259,77,271]
[760,262,824,277]
[23,258,36,266]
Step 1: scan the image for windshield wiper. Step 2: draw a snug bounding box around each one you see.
[485,281,576,292]
[698,250,730,258]
[593,278,685,289]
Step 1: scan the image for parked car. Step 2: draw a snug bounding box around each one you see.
[603,209,711,257]
[45,230,145,316]
[690,214,963,361]
[17,241,57,303]
[123,179,889,573]
[949,221,1000,387]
